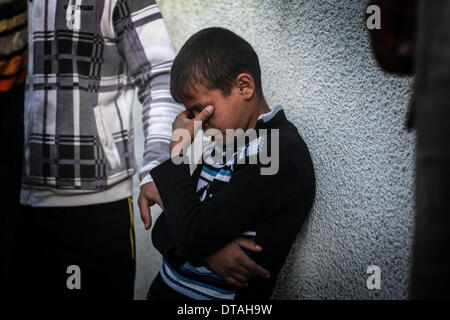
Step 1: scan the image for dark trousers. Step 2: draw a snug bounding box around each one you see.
[7,197,136,299]
[0,83,24,299]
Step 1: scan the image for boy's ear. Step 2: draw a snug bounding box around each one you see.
[236,73,255,99]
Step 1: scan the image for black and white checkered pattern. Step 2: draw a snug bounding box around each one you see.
[22,0,184,193]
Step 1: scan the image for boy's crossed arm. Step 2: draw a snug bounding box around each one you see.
[152,212,270,288]
[150,150,295,257]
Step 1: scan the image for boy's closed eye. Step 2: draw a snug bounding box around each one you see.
[186,105,205,118]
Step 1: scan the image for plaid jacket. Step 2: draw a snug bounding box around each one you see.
[22,0,183,198]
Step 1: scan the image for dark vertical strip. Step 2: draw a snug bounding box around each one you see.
[411,0,450,299]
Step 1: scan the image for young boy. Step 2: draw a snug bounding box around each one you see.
[147,27,315,300]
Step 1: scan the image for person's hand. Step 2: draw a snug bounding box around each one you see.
[170,105,214,157]
[204,237,270,288]
[138,181,164,230]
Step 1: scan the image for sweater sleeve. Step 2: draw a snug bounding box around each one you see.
[112,0,184,186]
[150,138,304,260]
[151,212,177,258]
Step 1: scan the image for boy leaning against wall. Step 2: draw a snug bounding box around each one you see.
[147,27,316,300]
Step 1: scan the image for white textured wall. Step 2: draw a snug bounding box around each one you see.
[132,0,416,299]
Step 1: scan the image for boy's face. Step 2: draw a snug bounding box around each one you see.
[182,84,249,143]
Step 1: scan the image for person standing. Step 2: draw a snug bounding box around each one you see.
[7,0,183,299]
[368,0,450,299]
[0,0,27,299]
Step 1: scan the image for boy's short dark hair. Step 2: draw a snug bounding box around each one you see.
[170,27,264,103]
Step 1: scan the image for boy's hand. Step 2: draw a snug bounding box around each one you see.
[170,105,214,157]
[138,182,164,230]
[204,237,270,288]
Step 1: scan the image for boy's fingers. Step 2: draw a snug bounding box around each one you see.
[138,196,152,230]
[229,273,249,284]
[194,105,214,122]
[235,237,263,253]
[236,265,253,279]
[239,255,270,279]
[157,199,165,211]
[224,277,248,288]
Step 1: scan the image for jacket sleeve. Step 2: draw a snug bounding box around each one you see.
[150,138,305,260]
[113,0,184,186]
